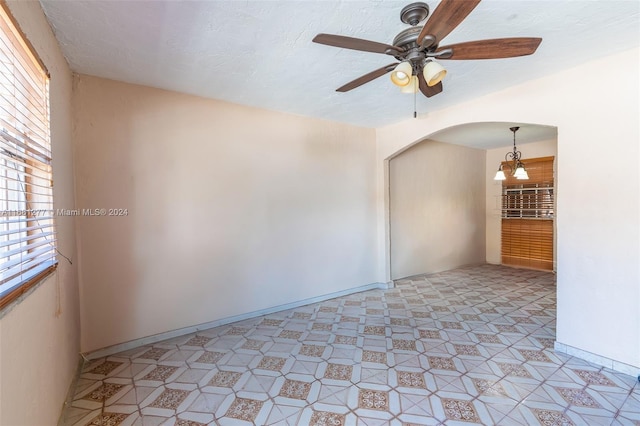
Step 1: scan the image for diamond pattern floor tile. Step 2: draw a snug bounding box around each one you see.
[59,264,640,425]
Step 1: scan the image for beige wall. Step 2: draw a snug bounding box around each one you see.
[0,6,635,424]
[389,140,485,279]
[0,1,79,425]
[376,47,640,372]
[486,138,557,266]
[73,75,378,353]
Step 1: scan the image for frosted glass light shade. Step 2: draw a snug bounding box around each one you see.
[400,76,419,93]
[391,62,412,87]
[494,169,506,181]
[514,165,528,179]
[516,168,529,180]
[423,60,446,86]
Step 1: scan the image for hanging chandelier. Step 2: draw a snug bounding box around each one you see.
[494,126,529,181]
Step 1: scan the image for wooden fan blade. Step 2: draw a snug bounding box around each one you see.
[418,73,443,98]
[313,33,399,54]
[438,37,542,59]
[337,63,398,92]
[417,0,481,45]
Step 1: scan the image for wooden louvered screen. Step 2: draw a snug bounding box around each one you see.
[502,219,553,270]
[501,156,554,271]
[501,156,554,187]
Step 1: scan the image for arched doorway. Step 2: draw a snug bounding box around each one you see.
[387,122,557,280]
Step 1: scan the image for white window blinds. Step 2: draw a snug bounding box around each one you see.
[0,4,56,304]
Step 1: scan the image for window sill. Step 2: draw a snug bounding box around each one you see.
[0,263,58,315]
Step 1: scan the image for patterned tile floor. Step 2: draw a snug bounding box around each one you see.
[60,264,640,425]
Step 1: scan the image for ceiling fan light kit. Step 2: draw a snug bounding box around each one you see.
[400,75,420,94]
[423,60,447,86]
[313,0,542,107]
[390,61,413,86]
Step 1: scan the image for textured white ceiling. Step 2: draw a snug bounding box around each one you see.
[40,0,639,131]
[429,121,557,150]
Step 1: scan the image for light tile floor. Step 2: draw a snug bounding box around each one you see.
[60,264,640,425]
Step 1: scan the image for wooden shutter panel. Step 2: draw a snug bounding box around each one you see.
[502,219,553,270]
[501,156,554,271]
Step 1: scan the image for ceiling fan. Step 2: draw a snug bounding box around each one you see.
[313,0,542,98]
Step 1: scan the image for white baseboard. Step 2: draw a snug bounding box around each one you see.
[84,282,389,360]
[555,341,640,378]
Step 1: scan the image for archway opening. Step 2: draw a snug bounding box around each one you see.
[386,122,557,280]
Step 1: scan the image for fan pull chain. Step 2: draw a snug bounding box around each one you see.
[414,86,417,118]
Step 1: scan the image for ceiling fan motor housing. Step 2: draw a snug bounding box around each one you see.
[392,27,432,73]
[392,26,423,48]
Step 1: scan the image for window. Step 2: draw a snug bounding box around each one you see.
[0,4,55,309]
[501,156,554,271]
[502,184,554,219]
